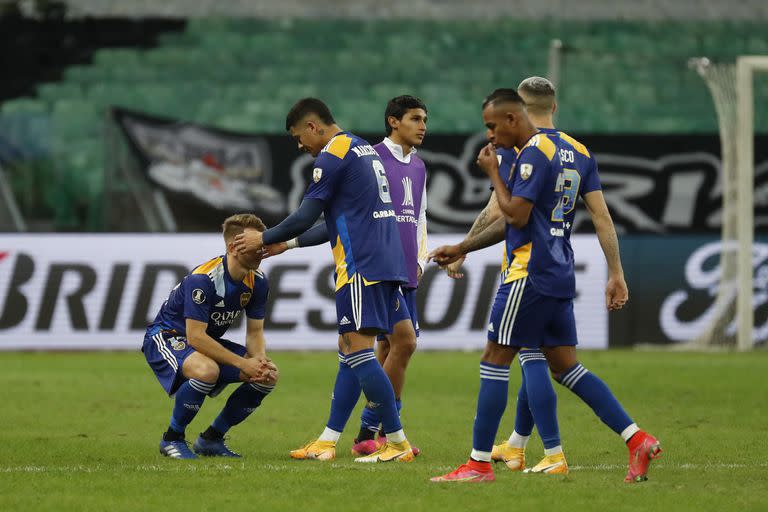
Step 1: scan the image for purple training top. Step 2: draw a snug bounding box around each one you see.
[374,139,428,289]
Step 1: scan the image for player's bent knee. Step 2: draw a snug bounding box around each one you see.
[481,341,517,366]
[390,327,417,358]
[183,356,220,383]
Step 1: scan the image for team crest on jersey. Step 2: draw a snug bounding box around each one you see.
[313,167,323,183]
[240,292,252,307]
[169,337,187,351]
[520,163,533,180]
[192,288,206,304]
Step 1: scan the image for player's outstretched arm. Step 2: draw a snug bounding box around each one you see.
[185,318,265,378]
[429,216,506,269]
[458,217,506,254]
[234,199,325,254]
[583,190,628,310]
[441,189,503,279]
[263,223,330,259]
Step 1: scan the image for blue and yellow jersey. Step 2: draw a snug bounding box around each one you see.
[150,255,269,340]
[304,131,408,290]
[541,128,602,235]
[496,146,529,282]
[502,132,574,298]
[498,130,602,298]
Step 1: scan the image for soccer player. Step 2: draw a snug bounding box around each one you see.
[233,98,416,463]
[142,213,279,459]
[262,95,428,457]
[441,77,651,478]
[430,89,661,483]
[440,77,579,475]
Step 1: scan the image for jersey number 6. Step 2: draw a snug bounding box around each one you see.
[372,160,393,204]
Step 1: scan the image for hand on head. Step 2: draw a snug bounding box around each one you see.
[233,230,264,254]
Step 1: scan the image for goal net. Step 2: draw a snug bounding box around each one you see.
[689,56,767,350]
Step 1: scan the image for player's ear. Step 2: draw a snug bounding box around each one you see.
[387,115,398,132]
[552,101,558,115]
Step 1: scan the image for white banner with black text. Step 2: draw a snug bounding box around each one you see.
[0,234,607,350]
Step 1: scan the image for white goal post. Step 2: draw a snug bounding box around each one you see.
[734,56,767,351]
[689,55,768,351]
[690,55,766,351]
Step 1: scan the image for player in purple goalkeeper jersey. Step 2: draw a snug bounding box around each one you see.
[262,96,429,457]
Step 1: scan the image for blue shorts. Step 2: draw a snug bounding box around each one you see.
[335,278,400,335]
[487,277,578,348]
[377,287,419,340]
[142,327,246,396]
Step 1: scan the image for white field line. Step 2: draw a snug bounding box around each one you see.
[1,462,767,474]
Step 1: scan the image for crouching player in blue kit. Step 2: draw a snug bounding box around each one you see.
[142,214,279,459]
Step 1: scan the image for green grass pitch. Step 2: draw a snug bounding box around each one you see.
[1,350,766,511]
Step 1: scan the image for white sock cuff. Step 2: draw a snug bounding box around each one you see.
[621,423,641,442]
[507,431,531,449]
[386,429,406,443]
[470,449,492,462]
[544,445,563,456]
[318,426,341,443]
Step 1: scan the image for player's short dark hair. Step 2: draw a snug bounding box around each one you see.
[517,76,556,115]
[222,213,266,243]
[482,88,526,110]
[285,98,335,131]
[384,95,428,135]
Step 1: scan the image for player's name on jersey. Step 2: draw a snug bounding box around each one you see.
[350,145,378,158]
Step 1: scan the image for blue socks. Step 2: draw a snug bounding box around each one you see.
[471,362,510,462]
[513,365,534,437]
[326,352,362,432]
[169,379,214,434]
[211,382,274,434]
[556,363,634,435]
[360,398,402,434]
[519,352,560,449]
[346,349,401,435]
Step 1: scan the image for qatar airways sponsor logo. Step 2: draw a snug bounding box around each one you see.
[210,309,242,327]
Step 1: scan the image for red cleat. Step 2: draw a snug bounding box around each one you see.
[431,460,494,483]
[350,435,386,456]
[625,431,662,483]
[355,434,420,457]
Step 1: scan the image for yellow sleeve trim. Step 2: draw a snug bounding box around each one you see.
[192,257,222,275]
[528,134,556,161]
[326,135,352,159]
[557,131,591,158]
